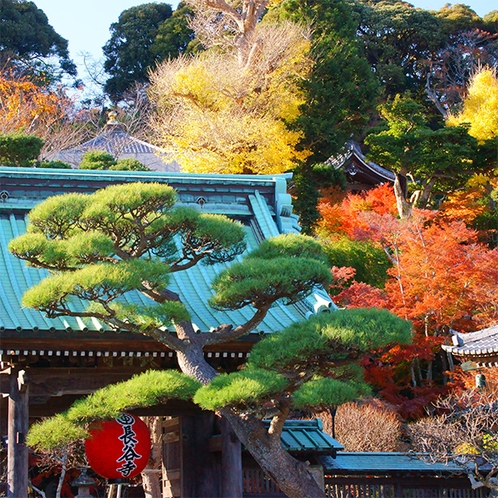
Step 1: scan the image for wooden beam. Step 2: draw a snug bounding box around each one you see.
[1,367,153,397]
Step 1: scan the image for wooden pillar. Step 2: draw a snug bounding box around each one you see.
[181,412,221,498]
[221,416,242,498]
[7,368,29,498]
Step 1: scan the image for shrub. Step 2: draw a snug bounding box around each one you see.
[0,133,44,167]
[110,158,149,171]
[79,150,116,170]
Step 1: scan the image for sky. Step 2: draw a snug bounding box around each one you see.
[34,0,494,83]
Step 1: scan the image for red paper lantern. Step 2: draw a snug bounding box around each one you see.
[85,413,151,480]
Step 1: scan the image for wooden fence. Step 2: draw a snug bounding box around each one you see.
[242,469,490,498]
[325,481,489,497]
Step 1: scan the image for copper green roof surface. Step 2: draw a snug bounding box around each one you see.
[264,419,344,454]
[0,167,336,340]
[321,453,463,474]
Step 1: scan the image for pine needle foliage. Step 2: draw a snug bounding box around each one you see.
[27,415,89,452]
[66,370,200,423]
[318,308,412,350]
[27,370,201,451]
[194,308,410,413]
[292,376,369,410]
[26,193,91,237]
[247,318,328,371]
[91,301,190,329]
[22,260,171,310]
[246,233,329,264]
[248,309,411,372]
[25,309,411,450]
[193,368,288,411]
[209,257,331,310]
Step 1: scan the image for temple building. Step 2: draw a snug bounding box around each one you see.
[52,112,180,172]
[328,141,395,192]
[442,325,498,369]
[0,166,334,497]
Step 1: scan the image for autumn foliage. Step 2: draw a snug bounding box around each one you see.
[319,184,498,418]
[321,186,498,332]
[0,74,72,134]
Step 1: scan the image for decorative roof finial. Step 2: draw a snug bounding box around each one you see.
[107,110,119,125]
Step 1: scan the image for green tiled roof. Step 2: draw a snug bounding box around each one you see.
[322,453,462,474]
[267,419,344,454]
[0,167,336,342]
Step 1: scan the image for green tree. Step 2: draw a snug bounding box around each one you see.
[79,150,116,170]
[79,150,150,171]
[352,0,445,98]
[103,3,173,102]
[269,0,378,232]
[291,163,347,234]
[9,182,411,498]
[0,132,43,167]
[483,10,498,33]
[151,1,197,59]
[0,0,76,81]
[435,3,484,35]
[365,95,477,217]
[111,158,150,171]
[323,236,391,290]
[277,0,379,163]
[37,160,72,169]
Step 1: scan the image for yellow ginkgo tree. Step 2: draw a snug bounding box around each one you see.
[447,68,498,142]
[148,1,312,174]
[446,67,498,246]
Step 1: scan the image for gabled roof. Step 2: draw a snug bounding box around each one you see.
[0,167,336,358]
[442,325,498,365]
[327,141,395,190]
[53,123,180,173]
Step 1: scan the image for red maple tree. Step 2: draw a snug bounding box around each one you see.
[319,185,498,418]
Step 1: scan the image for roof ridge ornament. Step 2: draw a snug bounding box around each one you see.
[107,110,119,125]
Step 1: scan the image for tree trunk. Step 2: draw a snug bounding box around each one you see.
[394,169,412,219]
[177,344,327,498]
[55,451,67,498]
[222,408,326,498]
[418,177,437,209]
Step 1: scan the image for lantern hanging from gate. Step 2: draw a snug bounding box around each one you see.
[85,413,151,480]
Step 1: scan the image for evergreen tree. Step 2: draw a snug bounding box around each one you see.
[10,182,411,498]
[0,0,76,81]
[103,3,173,102]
